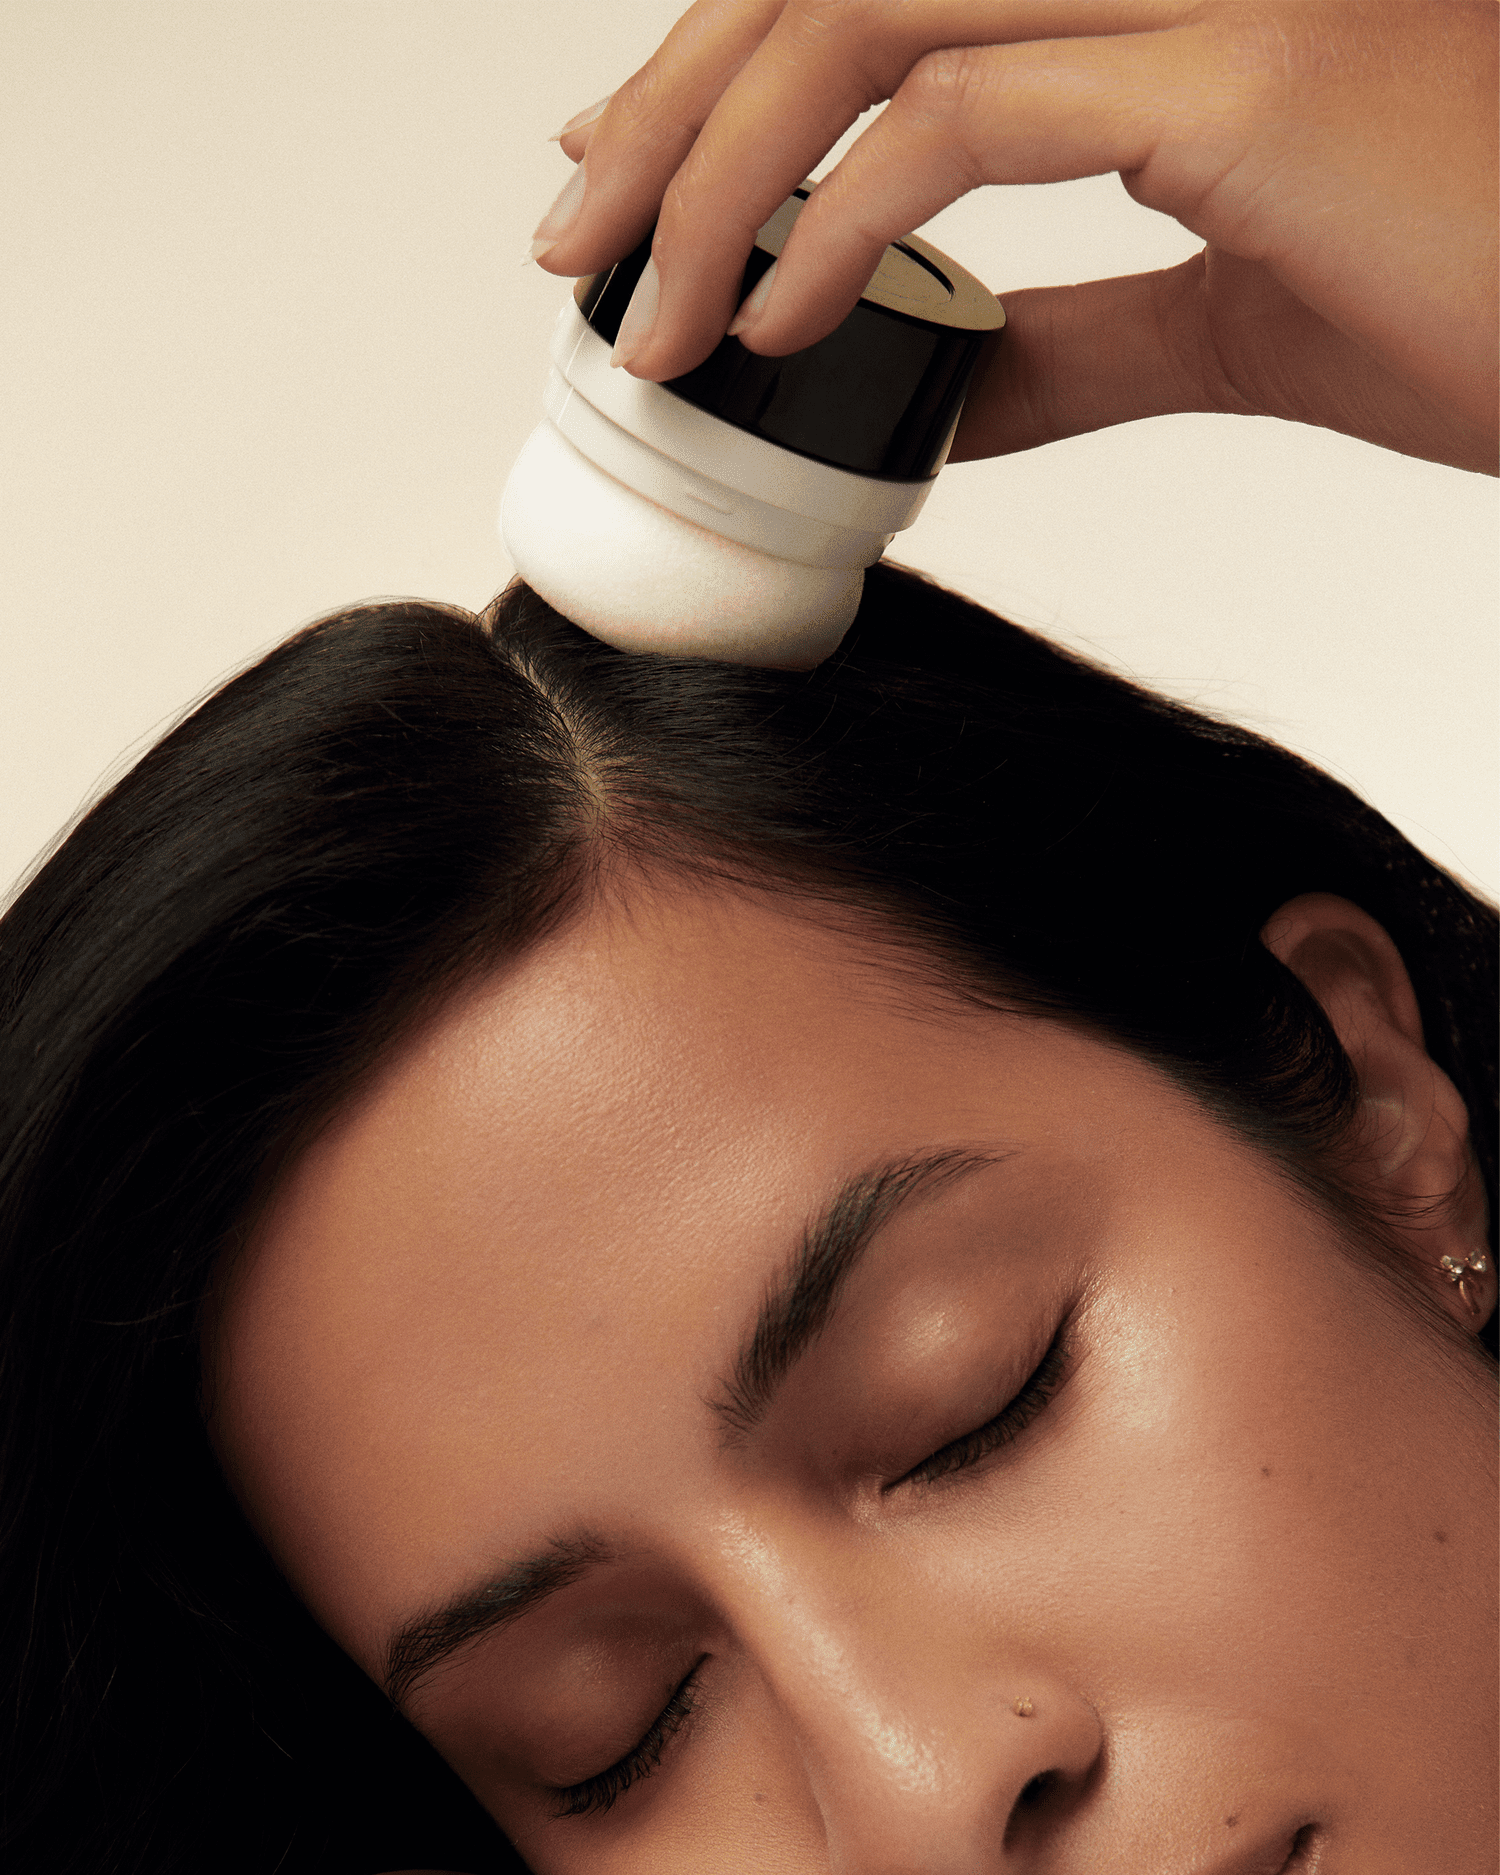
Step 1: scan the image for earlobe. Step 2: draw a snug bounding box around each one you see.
[1438,1248,1495,1323]
[1260,893,1494,1332]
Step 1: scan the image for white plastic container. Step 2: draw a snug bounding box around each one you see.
[501,188,1005,667]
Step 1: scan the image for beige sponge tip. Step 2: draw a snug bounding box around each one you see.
[499,421,861,670]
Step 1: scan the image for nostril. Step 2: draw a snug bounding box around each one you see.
[1017,1770,1055,1808]
[1000,1692,1105,1850]
[1283,1823,1321,1869]
[1004,1764,1088,1850]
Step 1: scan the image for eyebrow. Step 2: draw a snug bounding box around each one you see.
[709,1147,1005,1437]
[385,1533,611,1710]
[381,1147,1005,1709]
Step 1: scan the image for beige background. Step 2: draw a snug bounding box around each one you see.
[3,0,1496,906]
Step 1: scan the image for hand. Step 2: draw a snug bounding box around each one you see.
[533,0,1498,475]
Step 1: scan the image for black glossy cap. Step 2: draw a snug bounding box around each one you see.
[574,189,1005,483]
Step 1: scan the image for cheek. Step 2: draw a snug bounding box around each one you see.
[967,1199,1444,1724]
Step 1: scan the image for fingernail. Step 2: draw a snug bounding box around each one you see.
[611,256,659,369]
[727,260,777,340]
[529,159,588,263]
[547,94,612,142]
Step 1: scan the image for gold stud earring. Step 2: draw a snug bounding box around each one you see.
[1439,1249,1492,1317]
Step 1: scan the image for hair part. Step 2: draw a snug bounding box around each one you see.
[1,563,1493,1872]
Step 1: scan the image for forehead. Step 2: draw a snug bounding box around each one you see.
[208,884,1139,1662]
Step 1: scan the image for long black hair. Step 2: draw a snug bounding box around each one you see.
[1,564,1494,1874]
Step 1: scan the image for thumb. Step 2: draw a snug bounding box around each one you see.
[949,250,1497,471]
[948,254,1229,463]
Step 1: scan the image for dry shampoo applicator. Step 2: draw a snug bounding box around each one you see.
[501,186,1005,667]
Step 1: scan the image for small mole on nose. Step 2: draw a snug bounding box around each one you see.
[1434,1529,1448,1543]
[753,1791,766,1804]
[1260,1466,1271,1477]
[1225,1815,1240,1828]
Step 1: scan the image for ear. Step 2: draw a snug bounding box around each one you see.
[1260,893,1493,1331]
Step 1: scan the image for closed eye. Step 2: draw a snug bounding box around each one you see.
[891,1324,1071,1492]
[547,1331,1069,1814]
[550,1657,705,1819]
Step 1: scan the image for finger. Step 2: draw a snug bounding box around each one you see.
[703,22,1212,367]
[719,3,1499,443]
[946,259,1227,460]
[533,0,784,277]
[543,0,1186,279]
[947,253,1500,474]
[605,0,1197,380]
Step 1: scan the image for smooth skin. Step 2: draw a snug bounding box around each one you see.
[531,0,1499,473]
[209,883,1497,1874]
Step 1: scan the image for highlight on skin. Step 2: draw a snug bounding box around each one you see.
[1,565,1493,1872]
[209,877,1496,1873]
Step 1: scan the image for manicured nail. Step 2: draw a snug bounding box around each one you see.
[611,257,659,369]
[727,261,778,340]
[529,159,588,263]
[548,94,612,141]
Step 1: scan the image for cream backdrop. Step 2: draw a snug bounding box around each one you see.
[4,0,1496,906]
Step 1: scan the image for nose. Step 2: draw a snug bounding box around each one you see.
[745,1579,1103,1872]
[807,1675,1100,1873]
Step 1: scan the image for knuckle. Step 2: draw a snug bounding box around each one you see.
[892,44,997,184]
[900,44,996,126]
[653,172,702,257]
[781,0,896,104]
[783,0,880,43]
[658,151,757,243]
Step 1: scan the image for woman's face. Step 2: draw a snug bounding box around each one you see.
[210,883,1496,1875]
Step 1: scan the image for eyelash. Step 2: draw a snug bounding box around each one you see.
[893,1324,1071,1491]
[550,1328,1069,1818]
[552,1658,704,1819]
